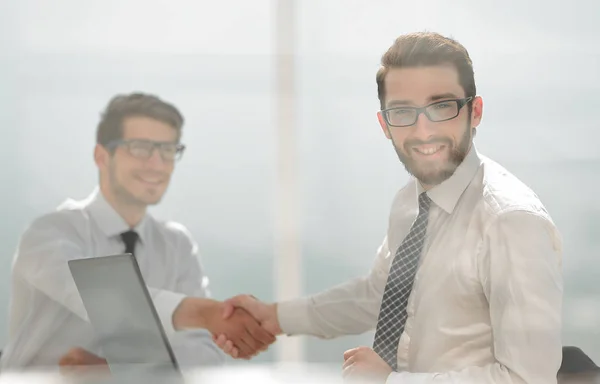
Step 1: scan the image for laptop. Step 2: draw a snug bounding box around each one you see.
[68,253,180,374]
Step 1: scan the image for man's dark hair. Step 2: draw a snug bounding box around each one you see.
[96,92,184,147]
[376,32,476,110]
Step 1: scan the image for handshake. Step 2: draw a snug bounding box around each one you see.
[173,294,280,359]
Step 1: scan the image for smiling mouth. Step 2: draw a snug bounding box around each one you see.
[137,177,164,186]
[413,144,445,155]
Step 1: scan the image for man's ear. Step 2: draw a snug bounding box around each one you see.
[94,144,109,169]
[470,96,483,129]
[377,112,391,139]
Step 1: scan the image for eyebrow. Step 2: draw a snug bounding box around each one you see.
[386,92,461,108]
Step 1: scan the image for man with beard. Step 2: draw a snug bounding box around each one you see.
[213,32,563,383]
[0,93,274,371]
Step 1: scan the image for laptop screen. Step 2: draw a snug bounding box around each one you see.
[68,254,179,371]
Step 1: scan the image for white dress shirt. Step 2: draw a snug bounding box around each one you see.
[278,147,563,384]
[1,188,225,370]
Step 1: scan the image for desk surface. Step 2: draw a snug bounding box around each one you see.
[4,365,598,384]
[0,363,345,384]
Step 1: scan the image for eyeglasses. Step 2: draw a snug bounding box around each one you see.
[107,139,186,161]
[381,97,473,127]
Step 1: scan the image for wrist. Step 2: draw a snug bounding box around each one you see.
[268,302,283,335]
[172,297,219,331]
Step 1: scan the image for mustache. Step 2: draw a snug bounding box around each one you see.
[404,137,452,148]
[133,172,169,178]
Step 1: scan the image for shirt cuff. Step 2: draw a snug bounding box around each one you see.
[152,289,187,336]
[277,297,312,336]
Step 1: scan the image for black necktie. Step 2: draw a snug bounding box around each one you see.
[120,230,139,257]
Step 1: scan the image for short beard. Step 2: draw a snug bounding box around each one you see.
[108,162,157,207]
[392,123,472,186]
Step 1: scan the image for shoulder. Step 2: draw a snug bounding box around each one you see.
[476,156,561,249]
[479,156,553,223]
[23,197,92,242]
[15,198,95,266]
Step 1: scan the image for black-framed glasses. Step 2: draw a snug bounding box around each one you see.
[107,139,186,161]
[381,97,473,127]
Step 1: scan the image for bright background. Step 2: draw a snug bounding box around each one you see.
[0,0,598,365]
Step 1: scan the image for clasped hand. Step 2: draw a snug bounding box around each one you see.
[173,297,277,359]
[211,294,281,358]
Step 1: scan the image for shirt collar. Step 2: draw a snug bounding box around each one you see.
[416,145,482,214]
[85,187,149,243]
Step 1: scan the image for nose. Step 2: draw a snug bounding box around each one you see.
[145,148,169,169]
[410,111,436,141]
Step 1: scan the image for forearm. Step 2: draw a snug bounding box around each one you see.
[278,276,382,339]
[149,288,188,336]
